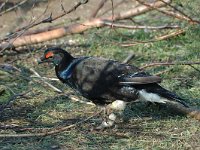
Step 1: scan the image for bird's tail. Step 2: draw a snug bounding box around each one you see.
[154,86,200,121]
[142,84,189,107]
[157,88,189,108]
[165,100,200,121]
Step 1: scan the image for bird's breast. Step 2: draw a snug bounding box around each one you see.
[58,66,73,80]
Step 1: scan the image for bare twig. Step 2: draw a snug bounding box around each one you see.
[154,68,173,76]
[47,0,88,23]
[20,0,88,31]
[110,0,114,23]
[30,68,95,105]
[30,68,62,93]
[123,53,135,64]
[0,0,28,16]
[0,0,89,45]
[93,130,129,138]
[0,63,21,72]
[66,94,95,106]
[99,0,126,17]
[31,75,59,81]
[159,0,200,24]
[154,29,185,40]
[0,110,102,138]
[103,21,180,29]
[188,65,200,73]
[90,0,108,18]
[140,61,200,70]
[0,3,50,52]
[0,0,8,11]
[19,16,79,36]
[136,0,200,24]
[121,29,185,47]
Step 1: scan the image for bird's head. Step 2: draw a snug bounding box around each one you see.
[38,47,74,66]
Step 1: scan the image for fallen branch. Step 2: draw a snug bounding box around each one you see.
[66,94,95,106]
[103,21,180,29]
[31,75,59,81]
[166,101,200,121]
[121,29,185,47]
[188,65,200,73]
[0,0,171,51]
[154,68,173,76]
[136,0,200,24]
[123,53,135,64]
[30,68,62,93]
[140,61,200,70]
[0,110,102,138]
[159,0,200,24]
[30,68,95,105]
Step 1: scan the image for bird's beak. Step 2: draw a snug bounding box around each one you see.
[37,56,49,64]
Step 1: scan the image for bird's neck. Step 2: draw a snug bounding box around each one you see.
[56,56,74,72]
[55,55,75,81]
[55,56,88,81]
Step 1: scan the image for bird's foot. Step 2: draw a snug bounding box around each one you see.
[95,113,117,130]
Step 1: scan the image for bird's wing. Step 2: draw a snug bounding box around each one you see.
[118,72,162,85]
[72,57,162,86]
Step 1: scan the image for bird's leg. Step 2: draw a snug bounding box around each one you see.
[96,100,127,130]
[102,106,108,120]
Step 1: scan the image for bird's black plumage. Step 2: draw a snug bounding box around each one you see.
[39,47,188,107]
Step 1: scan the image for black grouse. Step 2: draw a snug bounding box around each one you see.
[39,47,200,128]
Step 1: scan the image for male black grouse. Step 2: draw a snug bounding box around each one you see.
[39,47,200,128]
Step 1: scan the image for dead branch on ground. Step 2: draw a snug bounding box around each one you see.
[103,21,180,29]
[123,53,135,64]
[121,29,185,47]
[159,0,199,24]
[136,0,200,24]
[29,68,62,93]
[140,61,200,70]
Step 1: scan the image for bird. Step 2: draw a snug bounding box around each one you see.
[39,47,200,129]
